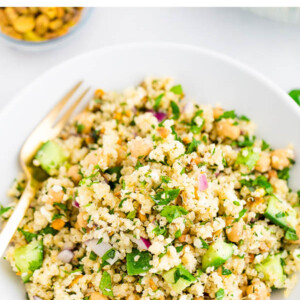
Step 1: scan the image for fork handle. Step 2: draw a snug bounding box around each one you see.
[0,183,35,257]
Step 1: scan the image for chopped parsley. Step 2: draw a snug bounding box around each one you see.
[126,248,152,275]
[215,288,225,299]
[151,188,180,205]
[18,228,38,243]
[240,175,273,194]
[289,89,300,106]
[170,85,183,95]
[236,147,260,171]
[200,237,209,249]
[216,110,237,121]
[160,205,188,223]
[153,226,167,236]
[171,101,180,120]
[0,205,12,217]
[186,137,201,154]
[153,93,164,111]
[277,167,290,181]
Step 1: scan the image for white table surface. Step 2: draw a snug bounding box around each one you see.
[1,7,300,111]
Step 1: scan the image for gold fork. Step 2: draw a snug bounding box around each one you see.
[0,82,90,257]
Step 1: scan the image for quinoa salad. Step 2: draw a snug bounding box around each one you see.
[2,77,300,300]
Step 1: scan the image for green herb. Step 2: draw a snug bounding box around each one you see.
[173,264,195,283]
[52,213,65,221]
[186,137,201,154]
[261,140,270,151]
[176,245,184,252]
[277,167,290,181]
[216,288,225,300]
[135,161,143,170]
[236,147,259,170]
[119,198,127,208]
[190,110,204,134]
[200,237,209,249]
[232,135,256,147]
[127,210,136,220]
[240,175,273,194]
[160,205,188,223]
[239,115,250,122]
[221,266,232,275]
[100,271,113,297]
[154,93,164,111]
[233,201,240,206]
[0,205,12,217]
[105,166,122,182]
[288,89,300,106]
[171,101,180,120]
[151,188,180,205]
[180,167,186,175]
[75,122,85,134]
[89,251,98,261]
[170,85,183,95]
[238,209,247,220]
[97,238,103,244]
[101,248,116,267]
[39,225,58,236]
[18,228,38,243]
[216,110,236,121]
[126,248,152,275]
[53,202,67,211]
[170,125,182,142]
[161,175,171,183]
[175,229,182,238]
[153,226,167,236]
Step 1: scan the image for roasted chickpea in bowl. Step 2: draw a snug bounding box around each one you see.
[0,7,90,49]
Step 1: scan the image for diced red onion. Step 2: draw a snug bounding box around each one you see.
[132,237,151,250]
[57,249,74,263]
[73,200,80,208]
[85,239,112,257]
[33,297,43,300]
[198,173,208,192]
[141,237,151,249]
[148,109,167,122]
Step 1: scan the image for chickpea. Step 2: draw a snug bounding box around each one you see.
[1,26,22,39]
[271,149,293,170]
[89,292,108,300]
[149,278,158,291]
[216,119,240,140]
[0,10,9,27]
[67,165,82,184]
[76,211,88,229]
[74,112,94,134]
[126,295,139,300]
[84,149,101,166]
[49,19,63,31]
[4,7,18,23]
[157,127,169,138]
[51,219,65,230]
[129,138,153,158]
[35,14,50,35]
[178,234,187,243]
[246,279,269,300]
[40,7,57,20]
[47,187,64,204]
[194,298,204,300]
[213,107,224,119]
[12,16,35,33]
[226,217,243,243]
[138,211,147,222]
[255,152,271,173]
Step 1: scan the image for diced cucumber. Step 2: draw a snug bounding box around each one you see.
[255,254,285,288]
[35,141,66,175]
[202,240,233,271]
[14,239,43,283]
[264,195,297,232]
[163,264,196,294]
[126,248,152,275]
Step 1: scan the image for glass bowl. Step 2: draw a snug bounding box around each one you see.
[0,8,92,51]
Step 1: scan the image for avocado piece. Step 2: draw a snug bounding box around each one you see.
[35,141,66,175]
[163,264,196,293]
[14,239,44,282]
[202,239,233,271]
[255,254,285,288]
[264,195,297,232]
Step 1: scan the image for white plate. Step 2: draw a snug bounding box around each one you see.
[0,43,299,299]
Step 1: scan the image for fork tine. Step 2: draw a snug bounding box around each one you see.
[43,81,83,125]
[52,87,90,135]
